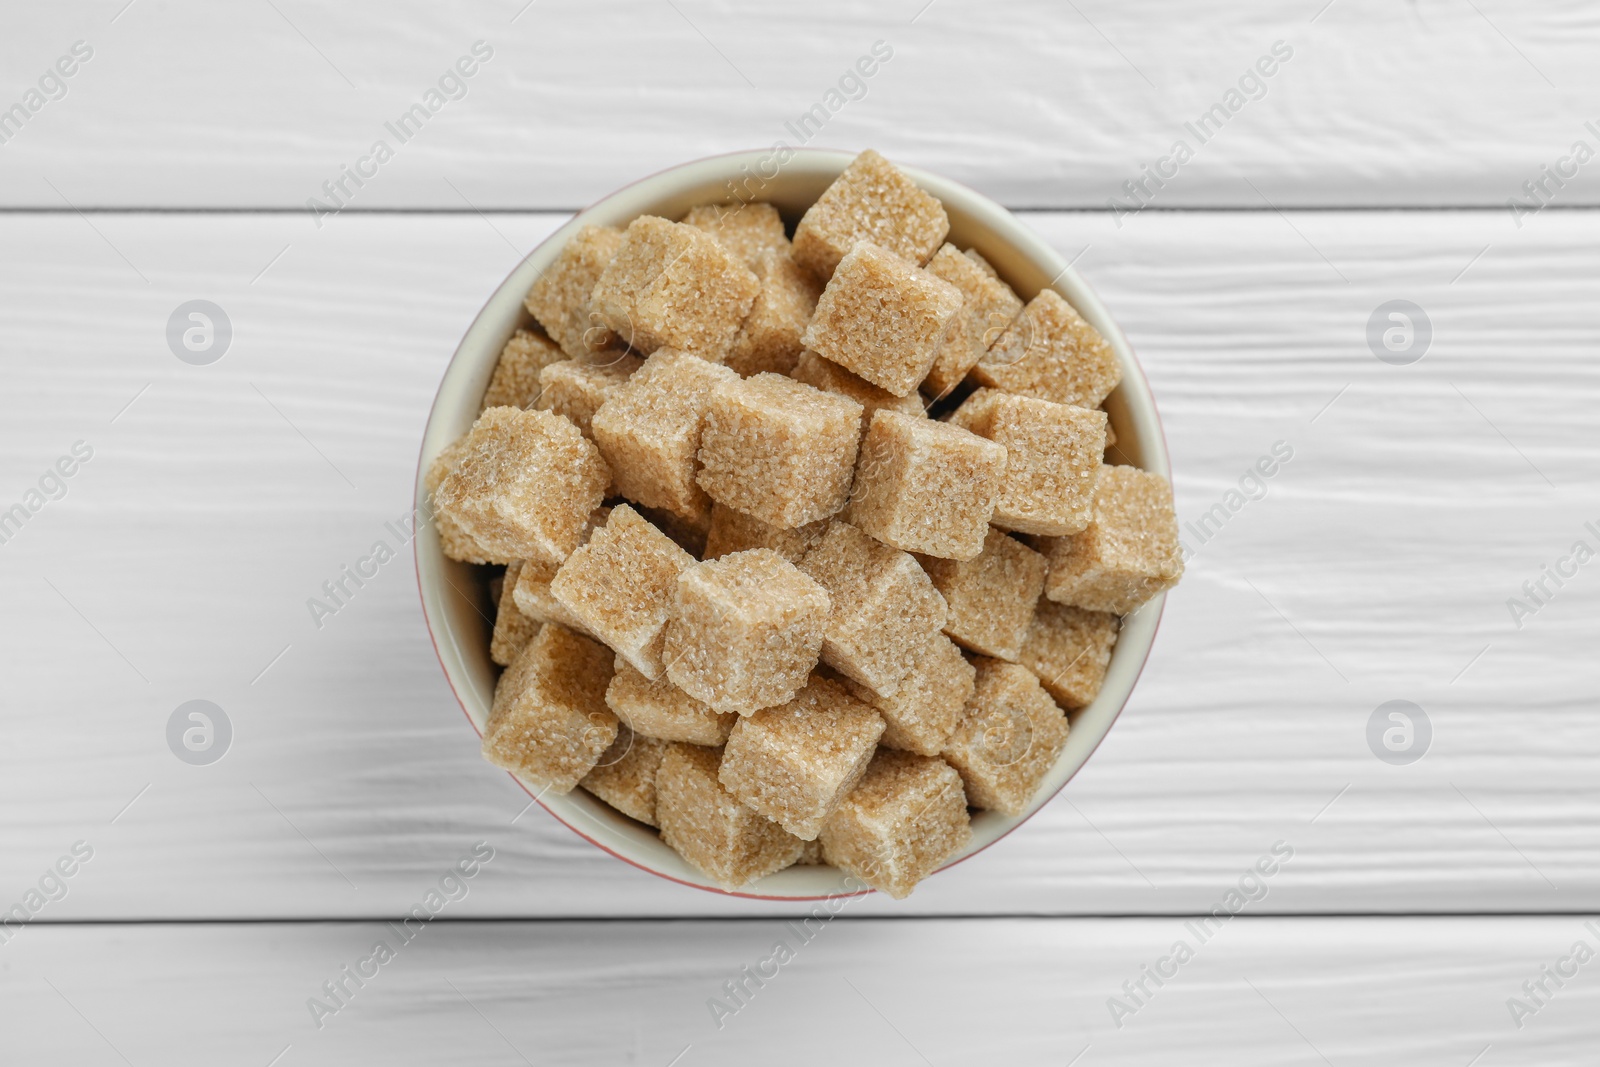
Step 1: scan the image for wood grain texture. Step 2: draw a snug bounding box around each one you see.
[1,209,1594,918]
[1,0,1597,209]
[4,918,1598,1064]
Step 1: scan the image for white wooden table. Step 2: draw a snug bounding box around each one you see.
[2,2,1596,1061]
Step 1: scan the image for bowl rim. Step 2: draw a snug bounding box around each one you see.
[413,147,1170,901]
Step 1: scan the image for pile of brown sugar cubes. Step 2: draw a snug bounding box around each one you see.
[430,150,1182,898]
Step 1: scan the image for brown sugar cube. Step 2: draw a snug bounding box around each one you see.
[802,241,964,397]
[550,505,695,679]
[682,202,790,270]
[846,410,1006,562]
[490,560,542,667]
[696,373,862,529]
[797,521,948,698]
[921,244,1024,401]
[606,657,736,745]
[941,658,1070,816]
[534,351,643,439]
[524,224,624,358]
[844,633,975,757]
[656,743,805,887]
[791,149,950,280]
[921,528,1047,662]
[426,437,490,564]
[719,676,885,839]
[1039,465,1183,614]
[579,724,670,826]
[703,502,829,564]
[956,391,1107,537]
[724,249,822,378]
[482,329,567,411]
[432,407,610,566]
[663,549,831,715]
[1019,600,1120,710]
[974,288,1122,409]
[797,838,827,865]
[790,349,926,440]
[589,215,760,359]
[590,349,737,520]
[482,623,618,793]
[819,749,972,899]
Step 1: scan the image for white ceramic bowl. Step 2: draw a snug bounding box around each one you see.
[414,149,1170,899]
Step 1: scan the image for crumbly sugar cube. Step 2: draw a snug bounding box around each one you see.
[425,438,490,564]
[579,724,670,826]
[482,329,567,410]
[703,502,829,564]
[802,241,964,397]
[974,288,1122,409]
[535,351,643,438]
[791,149,950,280]
[682,202,790,270]
[846,410,1006,561]
[1040,465,1184,614]
[550,505,695,679]
[941,658,1069,816]
[958,391,1107,536]
[490,560,542,666]
[964,247,1001,278]
[524,225,624,358]
[482,624,618,793]
[921,528,1046,661]
[656,743,805,887]
[590,348,738,519]
[1018,600,1120,710]
[663,549,831,714]
[696,373,862,529]
[797,521,948,697]
[606,657,736,745]
[819,749,971,899]
[921,244,1024,401]
[589,215,761,359]
[432,407,610,566]
[725,249,822,378]
[718,676,885,840]
[790,349,926,439]
[844,633,974,757]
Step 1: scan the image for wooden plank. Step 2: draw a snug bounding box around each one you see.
[1,1,1597,208]
[3,918,1597,1064]
[0,209,1596,918]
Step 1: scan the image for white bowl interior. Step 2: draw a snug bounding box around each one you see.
[414,150,1169,899]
